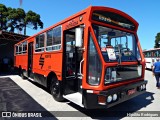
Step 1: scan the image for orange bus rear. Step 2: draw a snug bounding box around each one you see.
[14,6,147,109]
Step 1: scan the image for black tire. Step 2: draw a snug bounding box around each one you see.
[50,77,64,102]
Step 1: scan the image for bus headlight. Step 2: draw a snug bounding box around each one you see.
[113,94,118,101]
[140,85,143,90]
[143,84,146,89]
[107,95,112,103]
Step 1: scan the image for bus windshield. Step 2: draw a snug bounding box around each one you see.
[92,24,141,63]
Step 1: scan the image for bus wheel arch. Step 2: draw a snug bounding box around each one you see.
[47,72,64,102]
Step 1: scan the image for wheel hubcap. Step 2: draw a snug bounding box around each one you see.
[52,81,59,95]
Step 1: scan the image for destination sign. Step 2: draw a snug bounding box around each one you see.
[92,11,135,31]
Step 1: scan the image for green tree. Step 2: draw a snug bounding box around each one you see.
[154,33,160,48]
[24,10,43,35]
[0,4,43,35]
[15,8,26,32]
[7,7,26,32]
[0,4,8,30]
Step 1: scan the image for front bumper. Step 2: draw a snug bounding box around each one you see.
[83,80,147,109]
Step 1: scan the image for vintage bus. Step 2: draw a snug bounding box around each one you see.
[14,6,147,109]
[143,48,160,69]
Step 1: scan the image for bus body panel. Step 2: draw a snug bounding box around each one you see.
[15,54,28,70]
[83,80,147,109]
[14,6,147,109]
[143,48,160,69]
[32,52,63,80]
[145,58,155,69]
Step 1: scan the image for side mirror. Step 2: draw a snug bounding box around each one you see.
[75,28,83,47]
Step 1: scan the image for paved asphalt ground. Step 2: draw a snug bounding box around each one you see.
[0,70,160,120]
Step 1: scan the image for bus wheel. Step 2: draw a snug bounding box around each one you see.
[50,78,64,102]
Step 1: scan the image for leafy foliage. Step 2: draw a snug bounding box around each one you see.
[24,10,43,35]
[0,4,43,35]
[154,33,160,48]
[0,4,8,30]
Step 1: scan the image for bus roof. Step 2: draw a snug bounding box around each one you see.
[15,6,139,45]
[143,48,160,52]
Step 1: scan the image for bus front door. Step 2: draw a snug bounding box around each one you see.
[63,29,83,96]
[28,42,33,78]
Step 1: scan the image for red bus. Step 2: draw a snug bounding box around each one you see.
[14,6,147,109]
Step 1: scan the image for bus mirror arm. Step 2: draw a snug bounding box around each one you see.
[75,27,83,47]
[79,58,84,77]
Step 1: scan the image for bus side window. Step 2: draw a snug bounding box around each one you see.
[19,44,22,54]
[159,50,160,57]
[46,26,62,51]
[22,41,27,54]
[16,45,19,54]
[35,34,45,52]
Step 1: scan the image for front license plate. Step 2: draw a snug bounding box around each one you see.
[128,88,136,95]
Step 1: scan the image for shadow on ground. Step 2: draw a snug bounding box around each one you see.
[20,76,154,119]
[0,77,57,120]
[0,73,154,119]
[0,68,19,77]
[30,77,155,119]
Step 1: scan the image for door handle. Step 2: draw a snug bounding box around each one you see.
[79,58,84,77]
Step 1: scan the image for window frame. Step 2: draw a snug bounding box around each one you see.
[22,41,27,54]
[18,43,23,54]
[15,45,19,55]
[87,32,102,86]
[35,33,45,53]
[92,24,141,63]
[46,25,62,52]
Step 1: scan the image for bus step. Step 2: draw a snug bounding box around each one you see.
[63,92,84,107]
[28,77,34,81]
